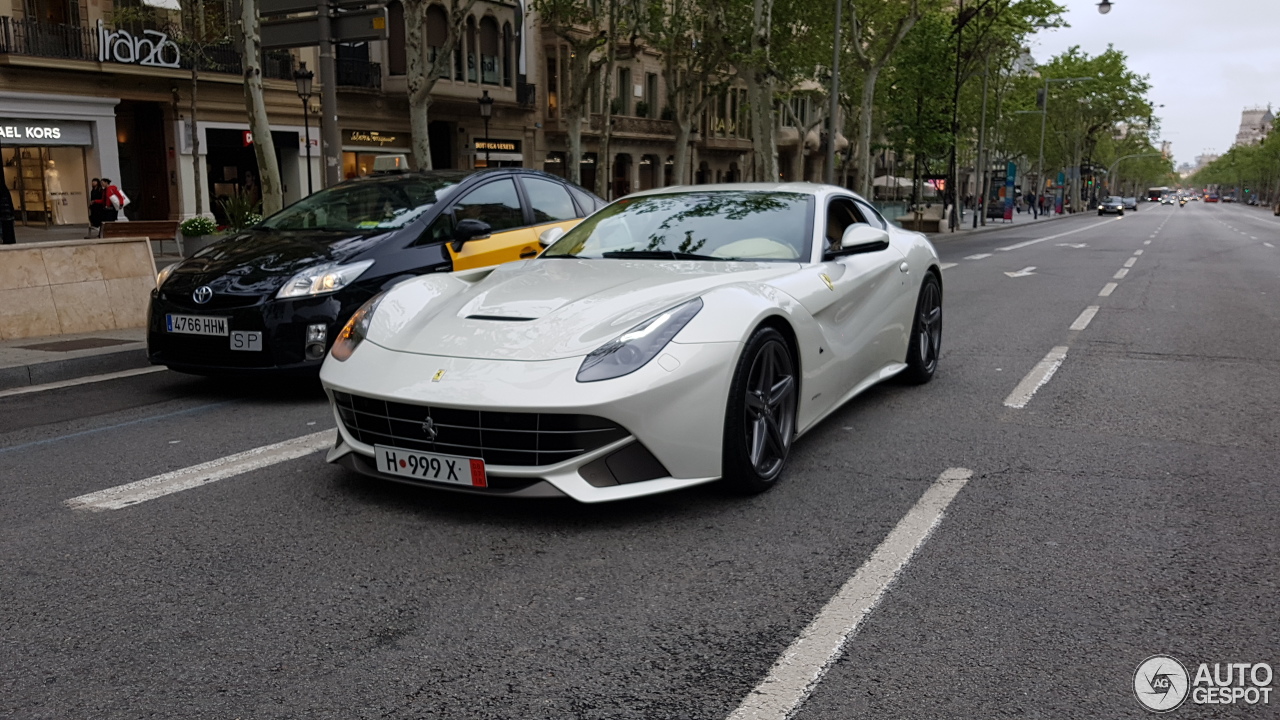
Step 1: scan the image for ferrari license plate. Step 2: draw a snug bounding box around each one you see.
[166,314,228,336]
[375,445,487,487]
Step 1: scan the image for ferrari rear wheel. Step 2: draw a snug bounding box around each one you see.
[902,272,942,385]
[721,327,797,494]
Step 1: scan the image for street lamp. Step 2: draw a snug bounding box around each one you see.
[478,90,494,168]
[293,61,315,195]
[1097,1,1113,14]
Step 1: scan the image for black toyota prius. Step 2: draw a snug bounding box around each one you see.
[148,167,603,375]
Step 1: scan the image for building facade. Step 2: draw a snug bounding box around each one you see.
[1233,106,1274,148]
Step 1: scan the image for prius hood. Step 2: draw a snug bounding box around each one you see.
[369,258,799,361]
[163,229,391,298]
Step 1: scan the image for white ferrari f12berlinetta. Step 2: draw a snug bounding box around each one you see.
[320,184,943,502]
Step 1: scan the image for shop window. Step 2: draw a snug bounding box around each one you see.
[543,151,566,178]
[479,16,500,85]
[522,177,577,222]
[452,179,524,231]
[387,1,406,76]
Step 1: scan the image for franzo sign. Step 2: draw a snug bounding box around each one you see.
[97,20,181,68]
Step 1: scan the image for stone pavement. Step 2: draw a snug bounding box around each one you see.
[0,327,148,392]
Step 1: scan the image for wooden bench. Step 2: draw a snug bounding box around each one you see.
[101,220,182,257]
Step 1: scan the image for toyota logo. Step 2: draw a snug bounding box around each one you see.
[192,286,214,305]
[421,417,438,442]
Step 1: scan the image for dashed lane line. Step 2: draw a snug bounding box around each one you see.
[1100,283,1118,297]
[1070,306,1100,332]
[1134,249,1143,256]
[1124,257,1137,268]
[725,467,974,720]
[996,219,1118,252]
[1114,268,1129,279]
[1003,346,1069,409]
[65,430,335,511]
[939,263,958,270]
[964,253,993,260]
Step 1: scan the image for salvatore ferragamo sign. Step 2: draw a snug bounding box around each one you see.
[97,20,181,68]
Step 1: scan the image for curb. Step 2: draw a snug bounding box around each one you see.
[0,347,152,393]
[923,211,1080,241]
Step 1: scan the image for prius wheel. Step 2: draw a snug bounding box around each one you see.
[902,273,942,385]
[721,327,797,494]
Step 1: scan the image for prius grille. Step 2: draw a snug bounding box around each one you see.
[332,392,629,467]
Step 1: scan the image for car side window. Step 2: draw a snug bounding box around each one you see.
[853,199,888,230]
[568,185,600,216]
[825,198,863,253]
[452,179,525,232]
[523,177,578,223]
[423,212,454,245]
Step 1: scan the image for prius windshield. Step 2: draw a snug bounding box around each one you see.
[541,191,814,262]
[259,173,467,232]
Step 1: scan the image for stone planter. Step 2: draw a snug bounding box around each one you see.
[180,232,231,258]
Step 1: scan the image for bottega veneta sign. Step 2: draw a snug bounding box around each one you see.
[97,20,181,68]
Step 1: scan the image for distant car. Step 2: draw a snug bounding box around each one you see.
[1099,196,1126,216]
[1161,195,1176,205]
[1222,195,1236,203]
[1122,197,1139,211]
[149,168,605,375]
[1206,194,1220,203]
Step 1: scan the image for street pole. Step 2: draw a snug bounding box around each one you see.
[302,102,313,194]
[826,0,841,186]
[1036,76,1048,215]
[949,0,964,231]
[484,116,491,166]
[975,54,989,228]
[0,133,15,244]
[317,0,341,187]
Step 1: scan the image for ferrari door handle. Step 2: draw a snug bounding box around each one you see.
[899,261,910,273]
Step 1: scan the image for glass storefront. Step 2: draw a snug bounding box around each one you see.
[2,145,90,227]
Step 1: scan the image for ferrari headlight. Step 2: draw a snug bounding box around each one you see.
[330,293,384,362]
[276,260,375,300]
[155,262,178,288]
[577,298,703,382]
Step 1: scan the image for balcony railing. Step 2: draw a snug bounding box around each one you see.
[336,58,382,89]
[0,17,292,81]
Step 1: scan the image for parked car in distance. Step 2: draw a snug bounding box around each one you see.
[149,166,605,375]
[1099,196,1126,216]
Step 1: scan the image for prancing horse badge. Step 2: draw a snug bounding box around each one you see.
[432,369,446,382]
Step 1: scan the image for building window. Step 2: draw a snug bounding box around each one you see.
[546,53,558,118]
[502,22,513,87]
[426,5,448,75]
[645,73,659,118]
[479,16,499,85]
[387,1,406,76]
[466,16,478,83]
[616,67,631,115]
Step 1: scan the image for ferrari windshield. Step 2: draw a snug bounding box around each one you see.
[541,191,814,261]
[259,174,466,232]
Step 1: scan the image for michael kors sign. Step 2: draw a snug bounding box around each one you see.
[97,20,181,68]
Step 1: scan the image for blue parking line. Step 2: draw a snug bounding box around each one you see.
[0,401,233,456]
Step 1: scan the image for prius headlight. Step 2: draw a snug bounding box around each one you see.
[577,298,703,382]
[330,293,385,362]
[155,262,178,288]
[277,259,375,299]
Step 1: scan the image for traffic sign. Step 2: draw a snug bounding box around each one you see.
[261,7,387,49]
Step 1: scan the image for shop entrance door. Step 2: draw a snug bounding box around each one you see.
[116,101,171,220]
[2,147,50,226]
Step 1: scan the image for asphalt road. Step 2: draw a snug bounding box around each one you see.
[2,201,1277,719]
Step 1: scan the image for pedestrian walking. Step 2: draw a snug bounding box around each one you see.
[101,178,129,223]
[86,178,105,238]
[1026,192,1038,219]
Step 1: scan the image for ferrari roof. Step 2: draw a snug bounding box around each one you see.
[625,182,856,200]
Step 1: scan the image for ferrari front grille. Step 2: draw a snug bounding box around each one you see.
[332,392,630,467]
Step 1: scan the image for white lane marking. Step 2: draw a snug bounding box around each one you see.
[65,431,335,511]
[1056,242,1088,248]
[1099,282,1118,297]
[1004,266,1037,278]
[0,366,165,399]
[1070,306,1100,332]
[1124,257,1137,268]
[1134,249,1143,256]
[965,253,993,260]
[997,220,1114,251]
[1266,242,1275,248]
[1003,346,1069,409]
[938,262,958,270]
[1114,268,1129,279]
[725,467,973,720]
[1144,240,1151,245]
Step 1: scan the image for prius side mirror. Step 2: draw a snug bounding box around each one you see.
[538,226,566,247]
[452,218,492,252]
[838,224,891,255]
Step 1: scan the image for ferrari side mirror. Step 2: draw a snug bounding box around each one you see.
[538,226,566,247]
[839,224,891,254]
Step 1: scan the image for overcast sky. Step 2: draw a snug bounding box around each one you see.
[1029,0,1280,165]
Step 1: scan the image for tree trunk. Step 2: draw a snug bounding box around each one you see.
[239,0,283,215]
[404,0,433,169]
[191,66,202,216]
[567,114,583,185]
[855,66,878,198]
[746,72,777,181]
[597,46,616,198]
[672,118,690,187]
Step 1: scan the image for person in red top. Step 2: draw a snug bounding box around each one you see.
[86,178,105,238]
[101,178,125,222]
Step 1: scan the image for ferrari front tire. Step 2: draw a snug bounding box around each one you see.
[721,327,797,494]
[902,272,942,385]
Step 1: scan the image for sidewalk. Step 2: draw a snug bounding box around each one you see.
[0,327,150,392]
[920,208,1080,241]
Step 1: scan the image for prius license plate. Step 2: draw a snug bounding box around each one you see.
[230,331,262,352]
[375,445,487,487]
[166,314,228,336]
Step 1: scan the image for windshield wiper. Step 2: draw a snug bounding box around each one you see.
[601,250,724,261]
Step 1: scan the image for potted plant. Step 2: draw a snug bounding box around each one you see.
[635,100,650,119]
[179,215,223,257]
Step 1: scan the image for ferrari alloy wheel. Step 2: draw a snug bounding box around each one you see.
[722,327,797,494]
[903,273,942,385]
